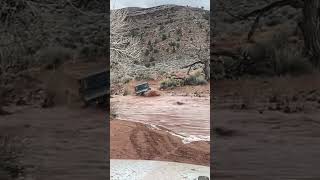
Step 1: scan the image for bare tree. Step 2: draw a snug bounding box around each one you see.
[110,9,142,83]
[182,40,210,80]
[181,7,210,80]
[216,0,320,67]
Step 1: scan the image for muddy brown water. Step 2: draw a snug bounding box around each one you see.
[111,95,210,142]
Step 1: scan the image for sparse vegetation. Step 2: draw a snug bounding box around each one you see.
[184,70,207,86]
[162,34,167,41]
[36,46,73,70]
[160,78,182,89]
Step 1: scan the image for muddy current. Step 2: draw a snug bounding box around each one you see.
[111,95,210,143]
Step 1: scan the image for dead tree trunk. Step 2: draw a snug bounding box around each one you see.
[204,60,210,80]
[302,0,320,67]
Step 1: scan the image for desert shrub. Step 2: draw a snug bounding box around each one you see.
[267,32,313,75]
[123,87,130,96]
[169,42,176,47]
[77,44,99,59]
[172,47,176,53]
[160,78,182,89]
[159,25,165,31]
[184,70,207,85]
[273,48,313,75]
[122,76,133,84]
[36,46,73,69]
[145,49,150,56]
[153,49,159,53]
[176,28,182,36]
[150,57,155,62]
[161,34,167,41]
[134,72,153,81]
[211,61,226,79]
[238,32,313,76]
[202,12,209,20]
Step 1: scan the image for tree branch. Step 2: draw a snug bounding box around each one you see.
[218,0,304,41]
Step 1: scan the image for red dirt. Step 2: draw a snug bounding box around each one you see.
[144,90,160,97]
[110,120,210,166]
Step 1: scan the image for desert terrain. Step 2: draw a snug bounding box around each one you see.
[110,81,210,166]
[110,4,210,167]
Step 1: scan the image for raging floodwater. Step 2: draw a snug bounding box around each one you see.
[111,95,210,143]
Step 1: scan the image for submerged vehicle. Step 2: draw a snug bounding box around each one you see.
[78,69,109,106]
[110,159,210,180]
[135,82,151,96]
[42,61,109,107]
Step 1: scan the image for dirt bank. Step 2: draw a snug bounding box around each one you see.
[110,120,210,166]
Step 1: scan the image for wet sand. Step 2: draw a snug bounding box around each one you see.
[110,120,210,166]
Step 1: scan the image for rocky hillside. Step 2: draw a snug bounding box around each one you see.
[113,5,210,81]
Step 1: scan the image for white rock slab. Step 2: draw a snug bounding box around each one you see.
[110,159,210,180]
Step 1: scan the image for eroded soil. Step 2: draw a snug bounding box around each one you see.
[110,120,210,166]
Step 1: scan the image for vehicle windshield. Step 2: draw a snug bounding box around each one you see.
[136,83,149,91]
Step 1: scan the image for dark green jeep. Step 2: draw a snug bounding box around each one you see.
[52,61,109,107]
[135,82,151,96]
[79,70,108,106]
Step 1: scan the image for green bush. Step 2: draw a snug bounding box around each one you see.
[160,78,182,89]
[184,71,207,85]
